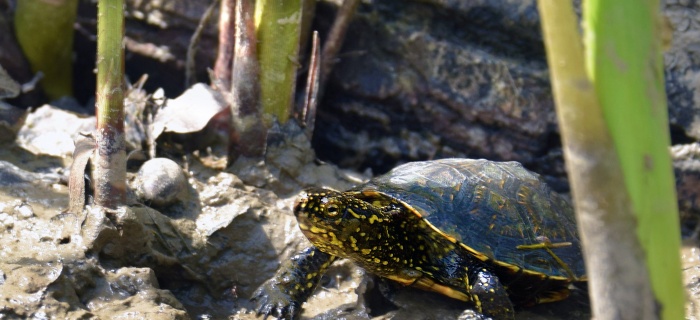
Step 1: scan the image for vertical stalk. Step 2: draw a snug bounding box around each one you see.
[538,1,656,319]
[214,0,235,90]
[584,1,683,319]
[254,0,305,124]
[320,0,361,84]
[94,0,126,208]
[14,0,78,99]
[230,0,266,158]
[185,0,219,88]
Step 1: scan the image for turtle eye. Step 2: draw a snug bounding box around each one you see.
[326,203,340,217]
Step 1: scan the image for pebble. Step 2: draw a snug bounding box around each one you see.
[134,158,187,207]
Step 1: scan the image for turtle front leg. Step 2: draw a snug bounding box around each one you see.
[252,246,336,319]
[466,267,514,320]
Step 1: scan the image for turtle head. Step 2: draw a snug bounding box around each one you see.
[294,188,390,258]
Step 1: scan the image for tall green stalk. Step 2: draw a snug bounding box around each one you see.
[14,0,78,99]
[584,1,683,319]
[254,0,304,124]
[94,0,126,208]
[538,0,683,318]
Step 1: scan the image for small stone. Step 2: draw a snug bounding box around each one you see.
[134,158,187,207]
[0,212,15,229]
[14,203,33,218]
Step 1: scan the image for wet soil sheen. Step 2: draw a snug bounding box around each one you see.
[1,1,700,317]
[0,107,697,319]
[0,109,586,320]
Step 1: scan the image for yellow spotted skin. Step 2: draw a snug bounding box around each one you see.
[254,159,585,320]
[252,247,336,320]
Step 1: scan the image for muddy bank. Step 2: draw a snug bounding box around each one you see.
[0,104,594,319]
[0,0,699,319]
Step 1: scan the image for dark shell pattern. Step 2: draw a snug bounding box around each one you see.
[354,158,586,280]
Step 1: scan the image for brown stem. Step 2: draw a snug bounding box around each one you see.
[320,0,361,84]
[229,0,265,158]
[301,31,320,138]
[213,0,235,90]
[186,0,220,88]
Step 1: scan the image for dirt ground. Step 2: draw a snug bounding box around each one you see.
[2,1,700,319]
[0,102,697,319]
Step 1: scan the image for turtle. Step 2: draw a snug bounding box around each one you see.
[253,158,586,319]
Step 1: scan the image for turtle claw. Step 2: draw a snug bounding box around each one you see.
[251,282,300,320]
[457,309,493,320]
[251,247,335,319]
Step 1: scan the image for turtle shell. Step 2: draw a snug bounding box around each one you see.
[353,158,586,280]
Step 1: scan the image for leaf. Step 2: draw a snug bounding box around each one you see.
[151,83,227,139]
[68,133,96,214]
[0,64,20,99]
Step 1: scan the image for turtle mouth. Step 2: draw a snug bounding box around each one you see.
[293,199,320,237]
[297,218,331,247]
[293,197,307,219]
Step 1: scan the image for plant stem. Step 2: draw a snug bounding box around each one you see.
[14,0,78,99]
[94,0,126,208]
[214,0,235,90]
[538,1,657,318]
[254,0,305,124]
[230,0,266,158]
[320,0,361,85]
[584,1,683,319]
[186,0,219,88]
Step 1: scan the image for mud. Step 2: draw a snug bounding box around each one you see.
[1,0,699,318]
[0,103,596,320]
[0,103,696,320]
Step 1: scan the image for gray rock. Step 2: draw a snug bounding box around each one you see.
[134,158,188,207]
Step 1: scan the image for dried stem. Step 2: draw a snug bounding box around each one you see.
[320,0,361,85]
[301,31,320,137]
[214,0,235,90]
[229,0,265,158]
[186,0,220,88]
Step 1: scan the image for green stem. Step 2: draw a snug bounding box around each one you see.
[254,0,305,124]
[94,0,126,208]
[538,1,657,318]
[14,0,78,99]
[584,1,683,319]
